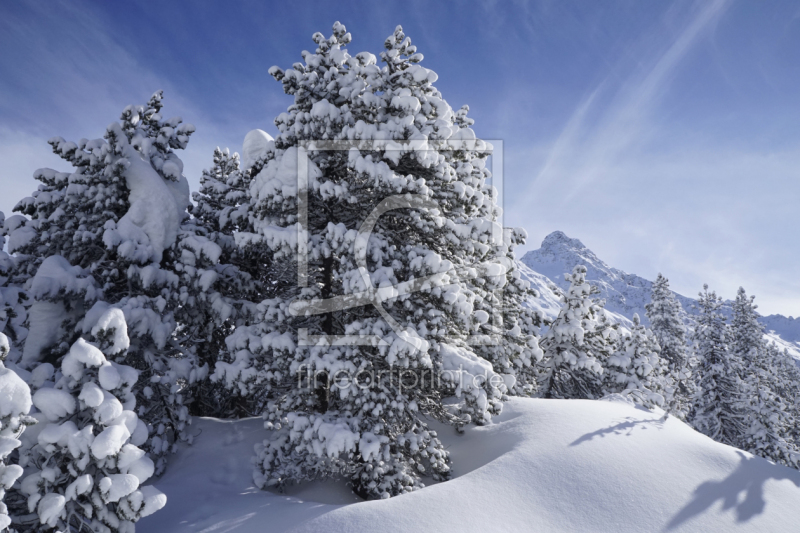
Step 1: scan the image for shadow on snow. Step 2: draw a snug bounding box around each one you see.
[666,451,800,530]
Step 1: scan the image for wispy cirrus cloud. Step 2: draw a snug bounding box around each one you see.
[501,0,800,315]
[527,0,730,201]
[0,1,255,218]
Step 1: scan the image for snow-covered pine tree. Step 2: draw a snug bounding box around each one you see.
[6,91,202,474]
[473,227,543,396]
[536,265,618,399]
[766,342,800,405]
[765,342,800,456]
[730,287,799,468]
[215,23,525,499]
[180,147,266,417]
[645,273,693,417]
[0,213,29,366]
[603,314,667,409]
[690,284,744,447]
[191,148,246,237]
[10,308,165,532]
[0,333,34,532]
[730,287,768,374]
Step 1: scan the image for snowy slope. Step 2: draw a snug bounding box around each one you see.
[519,231,800,357]
[517,260,634,329]
[521,231,697,322]
[761,314,800,344]
[139,398,800,532]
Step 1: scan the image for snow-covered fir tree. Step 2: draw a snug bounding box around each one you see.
[730,287,799,468]
[766,342,800,407]
[9,309,165,532]
[730,287,768,373]
[536,265,617,399]
[191,148,247,237]
[690,284,744,447]
[645,273,693,417]
[6,91,203,474]
[213,23,528,499]
[473,227,543,397]
[0,333,34,532]
[0,213,28,366]
[182,147,267,417]
[603,314,667,409]
[766,342,800,454]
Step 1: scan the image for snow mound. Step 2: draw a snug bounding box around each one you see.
[242,129,274,170]
[0,364,32,420]
[109,145,190,263]
[139,398,800,532]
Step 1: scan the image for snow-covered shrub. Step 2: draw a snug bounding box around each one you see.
[12,310,165,532]
[214,23,529,499]
[0,333,34,532]
[603,314,667,409]
[6,92,202,473]
[536,265,618,399]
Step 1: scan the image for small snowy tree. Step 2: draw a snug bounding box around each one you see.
[730,287,799,468]
[645,274,692,417]
[730,287,765,376]
[536,265,617,399]
[0,213,28,366]
[0,333,34,532]
[179,147,265,417]
[603,314,667,409]
[11,310,165,532]
[690,285,744,447]
[473,227,543,397]
[7,91,201,473]
[191,148,247,237]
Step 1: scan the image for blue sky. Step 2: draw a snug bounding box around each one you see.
[1,0,799,316]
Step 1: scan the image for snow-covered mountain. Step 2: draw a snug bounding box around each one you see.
[518,231,800,356]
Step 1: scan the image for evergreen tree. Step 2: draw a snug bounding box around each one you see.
[182,147,267,417]
[730,287,765,373]
[0,213,28,365]
[603,314,667,409]
[6,92,201,474]
[767,343,800,453]
[767,342,800,405]
[191,148,247,236]
[690,285,744,447]
[645,273,692,417]
[215,23,525,499]
[536,265,617,399]
[730,287,799,468]
[473,227,543,397]
[0,333,34,532]
[10,309,165,532]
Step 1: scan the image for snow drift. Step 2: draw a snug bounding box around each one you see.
[139,398,800,532]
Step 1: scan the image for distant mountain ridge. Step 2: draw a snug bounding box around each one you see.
[517,230,800,355]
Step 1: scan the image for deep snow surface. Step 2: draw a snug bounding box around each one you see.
[139,398,800,532]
